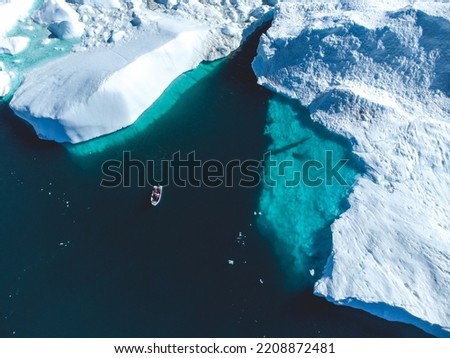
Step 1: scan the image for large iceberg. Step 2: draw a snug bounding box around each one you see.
[0,62,12,97]
[11,15,211,142]
[0,0,35,37]
[253,0,450,336]
[10,0,272,141]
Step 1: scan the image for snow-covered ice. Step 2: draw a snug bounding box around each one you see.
[0,0,35,97]
[35,0,85,39]
[11,14,212,142]
[10,0,273,141]
[253,0,450,337]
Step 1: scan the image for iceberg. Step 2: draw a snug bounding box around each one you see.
[10,15,211,142]
[0,36,30,55]
[10,0,272,141]
[253,0,450,337]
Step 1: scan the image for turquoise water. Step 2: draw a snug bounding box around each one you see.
[0,3,75,99]
[258,96,360,288]
[0,29,429,337]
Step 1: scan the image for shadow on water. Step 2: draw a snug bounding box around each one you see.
[0,24,431,338]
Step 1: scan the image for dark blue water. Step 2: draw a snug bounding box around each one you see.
[0,29,430,338]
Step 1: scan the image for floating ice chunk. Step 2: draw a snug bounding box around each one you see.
[0,0,35,37]
[309,269,315,277]
[156,0,178,9]
[259,278,264,284]
[228,259,234,265]
[0,36,30,55]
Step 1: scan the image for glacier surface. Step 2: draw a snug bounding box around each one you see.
[253,0,450,337]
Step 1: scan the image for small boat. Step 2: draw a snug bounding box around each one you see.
[150,185,163,206]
